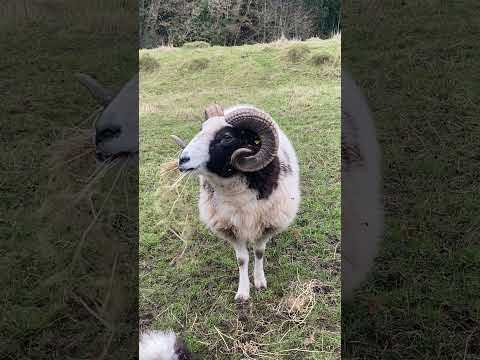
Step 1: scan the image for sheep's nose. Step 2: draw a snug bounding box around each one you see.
[179,156,190,165]
[96,126,121,145]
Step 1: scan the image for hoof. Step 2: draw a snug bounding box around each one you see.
[254,279,267,290]
[234,293,250,303]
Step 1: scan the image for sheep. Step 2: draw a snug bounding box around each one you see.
[178,104,300,302]
[342,70,383,302]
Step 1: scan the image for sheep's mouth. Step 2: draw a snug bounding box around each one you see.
[96,150,138,163]
[179,167,197,173]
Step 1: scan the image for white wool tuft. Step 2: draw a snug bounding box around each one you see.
[139,330,178,360]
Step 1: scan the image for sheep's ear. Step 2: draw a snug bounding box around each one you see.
[204,104,224,120]
[75,73,114,106]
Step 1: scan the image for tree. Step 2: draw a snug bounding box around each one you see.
[139,0,341,48]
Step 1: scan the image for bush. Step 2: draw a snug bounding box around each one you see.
[285,44,311,63]
[139,54,159,72]
[182,41,210,49]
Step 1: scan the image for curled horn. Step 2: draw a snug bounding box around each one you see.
[75,73,114,107]
[225,107,279,172]
[204,104,224,120]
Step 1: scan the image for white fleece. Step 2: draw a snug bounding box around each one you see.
[139,330,178,360]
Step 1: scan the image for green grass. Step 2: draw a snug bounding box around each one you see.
[343,1,480,359]
[140,38,341,358]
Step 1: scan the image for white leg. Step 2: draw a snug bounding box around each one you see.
[254,240,267,290]
[233,241,250,302]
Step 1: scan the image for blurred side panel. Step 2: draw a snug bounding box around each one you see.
[342,0,480,358]
[0,1,138,359]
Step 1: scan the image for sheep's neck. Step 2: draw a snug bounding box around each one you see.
[202,175,251,197]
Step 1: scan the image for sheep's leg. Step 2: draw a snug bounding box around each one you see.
[254,239,268,290]
[233,241,250,302]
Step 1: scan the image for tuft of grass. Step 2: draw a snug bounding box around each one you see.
[182,41,210,49]
[140,53,160,73]
[310,52,335,66]
[185,57,210,71]
[140,36,340,359]
[285,44,311,63]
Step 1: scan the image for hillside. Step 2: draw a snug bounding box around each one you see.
[139,37,341,359]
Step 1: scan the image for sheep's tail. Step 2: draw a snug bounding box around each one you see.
[139,330,195,360]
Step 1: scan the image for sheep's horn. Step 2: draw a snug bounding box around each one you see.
[75,73,114,106]
[170,135,187,148]
[204,104,224,120]
[225,107,279,172]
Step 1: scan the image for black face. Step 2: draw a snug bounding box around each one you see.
[206,127,260,177]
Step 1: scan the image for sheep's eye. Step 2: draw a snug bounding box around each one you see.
[221,134,234,144]
[254,138,261,145]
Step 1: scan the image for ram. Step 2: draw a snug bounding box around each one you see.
[178,104,301,302]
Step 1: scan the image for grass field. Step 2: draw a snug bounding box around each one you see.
[343,1,480,358]
[139,37,341,358]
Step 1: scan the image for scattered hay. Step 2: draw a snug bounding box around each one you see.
[44,107,101,195]
[182,41,210,49]
[213,320,328,359]
[140,103,163,114]
[140,53,160,73]
[154,156,197,263]
[159,159,179,175]
[284,44,311,63]
[276,279,325,324]
[41,117,136,268]
[205,277,335,359]
[186,57,210,71]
